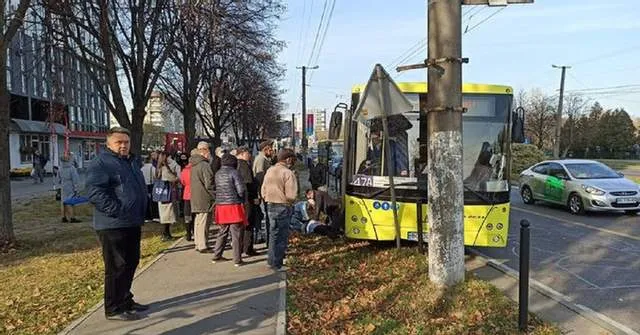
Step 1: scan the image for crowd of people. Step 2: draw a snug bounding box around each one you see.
[84,127,342,321]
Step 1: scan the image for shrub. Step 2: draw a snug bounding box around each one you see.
[511,144,545,179]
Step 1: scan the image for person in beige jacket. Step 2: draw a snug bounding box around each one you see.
[156,152,179,241]
[261,148,298,271]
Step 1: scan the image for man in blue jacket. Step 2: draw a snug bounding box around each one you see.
[87,127,149,321]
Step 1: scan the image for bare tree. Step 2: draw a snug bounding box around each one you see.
[560,93,588,157]
[523,89,556,150]
[0,0,32,247]
[159,0,284,148]
[43,0,177,153]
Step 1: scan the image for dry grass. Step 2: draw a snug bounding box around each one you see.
[287,235,560,335]
[0,197,184,335]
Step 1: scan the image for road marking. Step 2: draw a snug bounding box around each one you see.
[470,249,640,335]
[512,206,640,242]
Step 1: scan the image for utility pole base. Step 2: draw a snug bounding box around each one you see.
[427,130,465,286]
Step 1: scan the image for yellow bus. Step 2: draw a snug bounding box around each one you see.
[339,82,520,247]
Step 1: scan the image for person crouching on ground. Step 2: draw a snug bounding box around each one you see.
[261,148,298,271]
[86,127,149,321]
[190,142,215,252]
[212,153,247,266]
[156,152,179,241]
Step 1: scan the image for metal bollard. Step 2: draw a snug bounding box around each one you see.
[416,201,424,253]
[519,219,531,331]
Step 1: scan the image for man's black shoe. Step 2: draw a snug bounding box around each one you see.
[130,302,149,312]
[105,310,140,321]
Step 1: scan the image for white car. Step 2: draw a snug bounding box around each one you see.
[519,159,640,215]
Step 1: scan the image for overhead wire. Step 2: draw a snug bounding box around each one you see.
[309,0,337,82]
[464,7,506,34]
[306,0,329,66]
[389,5,507,79]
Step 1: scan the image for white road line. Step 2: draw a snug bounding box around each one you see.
[470,249,640,335]
[512,206,640,242]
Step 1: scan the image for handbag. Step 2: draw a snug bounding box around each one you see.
[152,179,172,203]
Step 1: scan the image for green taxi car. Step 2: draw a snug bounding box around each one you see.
[519,159,640,215]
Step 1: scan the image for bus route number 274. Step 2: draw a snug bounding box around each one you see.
[351,175,374,187]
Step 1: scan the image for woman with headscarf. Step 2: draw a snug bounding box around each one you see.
[156,151,179,241]
[211,153,247,266]
[58,154,82,223]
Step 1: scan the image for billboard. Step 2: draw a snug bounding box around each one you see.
[306,114,314,136]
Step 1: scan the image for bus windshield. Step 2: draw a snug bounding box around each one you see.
[350,93,511,193]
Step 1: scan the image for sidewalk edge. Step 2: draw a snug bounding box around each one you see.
[469,249,639,335]
[276,271,287,335]
[58,237,185,335]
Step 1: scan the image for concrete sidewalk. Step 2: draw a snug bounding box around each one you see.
[62,238,284,335]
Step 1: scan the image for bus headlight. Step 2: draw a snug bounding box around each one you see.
[496,223,503,230]
[351,215,358,222]
[360,217,368,224]
[486,223,493,231]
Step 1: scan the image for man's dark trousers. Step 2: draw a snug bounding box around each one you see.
[97,226,141,315]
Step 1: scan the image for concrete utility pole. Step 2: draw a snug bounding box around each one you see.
[424,0,534,287]
[552,65,570,159]
[427,0,465,287]
[296,65,318,151]
[291,113,296,151]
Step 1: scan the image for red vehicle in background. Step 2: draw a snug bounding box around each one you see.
[165,132,187,155]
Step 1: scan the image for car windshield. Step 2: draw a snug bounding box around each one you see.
[564,163,621,179]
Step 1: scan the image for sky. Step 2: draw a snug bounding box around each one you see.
[276,0,640,120]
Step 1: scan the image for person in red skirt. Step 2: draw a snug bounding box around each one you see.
[212,153,247,266]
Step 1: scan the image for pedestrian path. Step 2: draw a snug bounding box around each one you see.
[62,239,284,335]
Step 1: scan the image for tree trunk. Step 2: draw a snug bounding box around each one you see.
[183,99,197,151]
[0,46,14,247]
[130,107,145,155]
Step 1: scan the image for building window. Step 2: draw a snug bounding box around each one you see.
[7,69,11,91]
[19,134,50,164]
[21,74,27,93]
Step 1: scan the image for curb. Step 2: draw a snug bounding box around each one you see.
[469,249,639,335]
[58,237,185,335]
[276,271,287,335]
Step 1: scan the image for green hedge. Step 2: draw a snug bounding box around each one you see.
[511,144,545,179]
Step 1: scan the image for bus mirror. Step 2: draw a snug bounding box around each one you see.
[512,106,525,143]
[329,112,342,140]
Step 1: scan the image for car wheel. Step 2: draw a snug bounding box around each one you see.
[624,209,639,216]
[567,193,585,215]
[521,186,535,204]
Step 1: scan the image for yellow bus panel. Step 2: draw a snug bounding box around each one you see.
[351,82,513,95]
[344,194,509,247]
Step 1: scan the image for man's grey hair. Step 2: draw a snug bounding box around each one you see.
[196,141,210,150]
[107,126,131,137]
[190,148,200,156]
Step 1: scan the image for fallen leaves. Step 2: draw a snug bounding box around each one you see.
[286,235,560,335]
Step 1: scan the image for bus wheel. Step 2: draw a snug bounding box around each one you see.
[521,186,535,205]
[568,193,585,215]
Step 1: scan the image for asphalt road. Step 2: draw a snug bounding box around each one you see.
[10,174,87,200]
[474,187,640,333]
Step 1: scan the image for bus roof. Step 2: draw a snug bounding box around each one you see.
[351,82,512,95]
